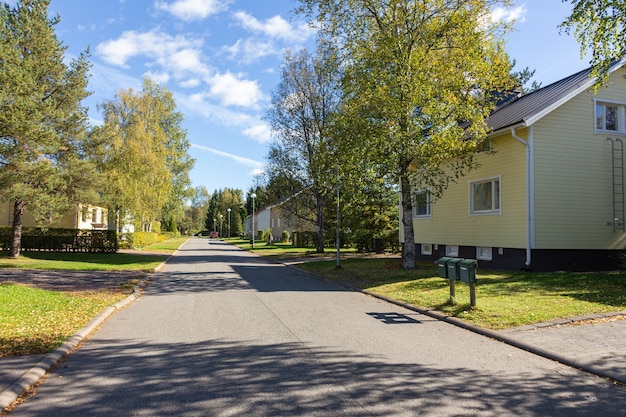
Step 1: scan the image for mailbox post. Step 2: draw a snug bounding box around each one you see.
[459,259,478,307]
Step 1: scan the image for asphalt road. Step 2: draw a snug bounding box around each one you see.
[8,238,626,416]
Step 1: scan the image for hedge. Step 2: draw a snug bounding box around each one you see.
[0,227,118,253]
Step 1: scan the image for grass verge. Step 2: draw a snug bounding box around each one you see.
[227,237,357,259]
[297,258,626,329]
[0,284,130,357]
[0,236,189,357]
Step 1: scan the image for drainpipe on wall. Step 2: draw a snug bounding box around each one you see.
[511,127,533,269]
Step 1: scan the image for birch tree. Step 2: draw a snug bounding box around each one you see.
[299,0,514,267]
[264,45,342,253]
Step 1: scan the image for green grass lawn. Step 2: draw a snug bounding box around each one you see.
[0,284,129,357]
[298,258,626,329]
[227,237,357,259]
[0,236,189,357]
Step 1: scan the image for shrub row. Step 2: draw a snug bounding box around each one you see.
[0,227,118,253]
[118,231,176,249]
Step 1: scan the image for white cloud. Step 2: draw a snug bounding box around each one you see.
[96,29,203,69]
[191,143,264,170]
[242,123,273,144]
[208,72,264,108]
[144,70,171,84]
[233,11,314,43]
[154,0,229,21]
[221,38,277,63]
[492,4,527,24]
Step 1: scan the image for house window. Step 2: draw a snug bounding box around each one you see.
[92,208,98,224]
[446,245,459,257]
[412,190,432,218]
[596,102,623,132]
[81,206,88,222]
[470,177,501,215]
[477,247,493,261]
[421,244,432,255]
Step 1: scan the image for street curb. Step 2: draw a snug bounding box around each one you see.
[359,290,626,385]
[0,274,151,411]
[284,261,626,385]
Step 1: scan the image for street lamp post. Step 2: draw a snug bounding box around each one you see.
[251,193,256,248]
[227,208,231,239]
[213,218,216,232]
[219,214,223,236]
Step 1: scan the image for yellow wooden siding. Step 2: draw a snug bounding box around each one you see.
[533,67,626,249]
[412,134,527,248]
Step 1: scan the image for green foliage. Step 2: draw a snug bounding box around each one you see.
[92,78,194,232]
[263,43,343,253]
[299,0,514,267]
[0,227,117,253]
[205,188,245,236]
[125,231,164,249]
[0,0,95,256]
[560,0,626,90]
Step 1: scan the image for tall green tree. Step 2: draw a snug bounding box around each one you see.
[0,0,93,257]
[300,0,514,267]
[560,0,626,90]
[93,78,193,232]
[204,188,245,236]
[264,44,342,253]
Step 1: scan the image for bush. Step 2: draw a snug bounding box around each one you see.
[128,232,159,249]
[281,230,290,243]
[0,227,118,253]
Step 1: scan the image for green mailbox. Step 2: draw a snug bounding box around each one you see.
[459,259,478,283]
[437,257,452,278]
[446,258,464,281]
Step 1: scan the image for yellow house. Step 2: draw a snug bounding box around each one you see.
[405,58,626,272]
[0,202,108,230]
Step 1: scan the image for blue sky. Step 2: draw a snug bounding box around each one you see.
[8,0,590,195]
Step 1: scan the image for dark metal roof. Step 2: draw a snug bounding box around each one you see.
[487,66,595,133]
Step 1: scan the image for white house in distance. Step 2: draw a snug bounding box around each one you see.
[403,58,626,272]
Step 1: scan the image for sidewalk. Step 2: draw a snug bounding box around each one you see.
[2,275,626,411]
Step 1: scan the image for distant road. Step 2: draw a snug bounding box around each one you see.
[10,238,626,416]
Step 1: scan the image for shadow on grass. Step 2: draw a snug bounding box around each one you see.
[0,250,168,269]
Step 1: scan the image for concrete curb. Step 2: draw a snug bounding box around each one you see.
[359,290,626,384]
[0,274,151,410]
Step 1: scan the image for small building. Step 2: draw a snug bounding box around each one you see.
[403,59,626,272]
[0,202,108,230]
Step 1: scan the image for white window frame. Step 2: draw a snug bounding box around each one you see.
[594,99,626,134]
[445,245,459,257]
[476,247,493,261]
[412,189,432,219]
[469,176,502,216]
[421,244,433,255]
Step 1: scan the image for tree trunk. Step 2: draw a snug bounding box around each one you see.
[9,199,25,258]
[400,175,416,269]
[115,206,121,233]
[315,194,325,253]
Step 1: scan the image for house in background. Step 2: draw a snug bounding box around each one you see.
[246,202,313,242]
[403,58,626,272]
[0,202,108,230]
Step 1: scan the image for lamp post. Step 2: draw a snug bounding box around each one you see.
[213,218,216,232]
[219,214,223,236]
[227,208,231,239]
[251,193,256,248]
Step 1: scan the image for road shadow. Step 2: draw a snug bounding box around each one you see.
[11,338,626,416]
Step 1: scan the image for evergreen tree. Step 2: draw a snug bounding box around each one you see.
[0,0,93,257]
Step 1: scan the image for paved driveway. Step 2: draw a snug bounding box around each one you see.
[8,238,626,416]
